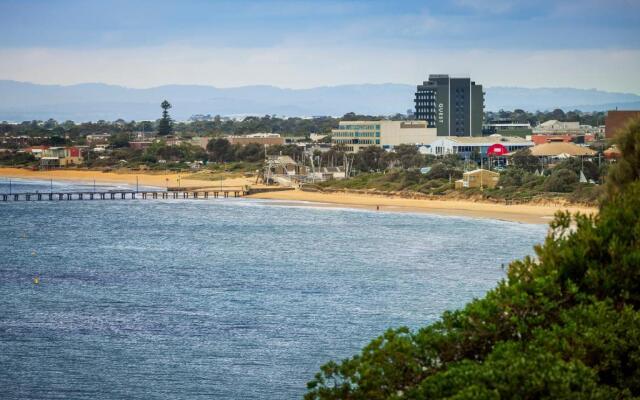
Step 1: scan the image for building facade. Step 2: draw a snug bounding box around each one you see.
[426,135,533,158]
[605,110,640,138]
[414,74,484,137]
[227,133,285,146]
[331,121,437,153]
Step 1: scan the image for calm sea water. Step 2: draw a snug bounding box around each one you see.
[0,179,547,399]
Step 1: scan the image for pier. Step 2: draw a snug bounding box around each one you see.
[1,189,247,202]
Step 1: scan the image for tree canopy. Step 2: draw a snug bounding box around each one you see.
[157,100,173,136]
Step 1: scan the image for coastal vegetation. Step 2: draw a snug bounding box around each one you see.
[311,146,606,205]
[304,120,640,399]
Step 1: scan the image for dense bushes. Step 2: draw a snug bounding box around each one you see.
[305,119,640,399]
[544,168,579,192]
[0,151,36,166]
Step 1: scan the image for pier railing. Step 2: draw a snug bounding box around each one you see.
[1,189,248,202]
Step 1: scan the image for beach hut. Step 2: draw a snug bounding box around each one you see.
[455,169,500,189]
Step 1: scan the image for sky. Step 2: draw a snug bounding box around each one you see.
[0,0,639,93]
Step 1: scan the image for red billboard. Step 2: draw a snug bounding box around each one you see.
[68,147,80,157]
[487,143,508,156]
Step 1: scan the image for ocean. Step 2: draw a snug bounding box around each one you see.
[0,179,547,399]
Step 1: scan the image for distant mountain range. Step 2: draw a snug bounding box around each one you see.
[0,80,639,122]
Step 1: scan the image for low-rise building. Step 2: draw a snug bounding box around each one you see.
[331,120,437,153]
[483,120,532,136]
[530,133,596,145]
[130,141,153,150]
[427,135,533,157]
[39,147,83,168]
[86,133,111,144]
[605,110,640,139]
[533,120,582,134]
[455,169,500,189]
[227,133,285,146]
[25,145,49,158]
[527,142,597,158]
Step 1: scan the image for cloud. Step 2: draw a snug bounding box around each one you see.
[0,45,639,94]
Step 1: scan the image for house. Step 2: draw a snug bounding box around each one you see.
[39,147,83,168]
[455,169,500,189]
[25,145,49,158]
[86,133,111,144]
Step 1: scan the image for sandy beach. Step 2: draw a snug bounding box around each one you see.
[0,167,254,189]
[0,167,597,224]
[248,189,597,224]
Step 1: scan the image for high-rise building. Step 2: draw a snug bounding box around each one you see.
[414,74,484,137]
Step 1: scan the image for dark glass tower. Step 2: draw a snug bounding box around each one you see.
[414,74,484,136]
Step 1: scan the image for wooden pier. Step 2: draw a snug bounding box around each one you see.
[1,189,247,202]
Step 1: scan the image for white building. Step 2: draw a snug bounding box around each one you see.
[427,135,533,157]
[533,120,581,134]
[331,120,437,153]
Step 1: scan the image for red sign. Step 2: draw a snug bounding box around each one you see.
[68,147,80,157]
[487,143,508,156]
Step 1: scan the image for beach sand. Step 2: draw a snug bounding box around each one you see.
[248,189,597,224]
[0,167,597,224]
[0,167,254,189]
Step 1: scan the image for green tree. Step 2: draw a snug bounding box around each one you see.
[109,132,130,148]
[511,148,541,172]
[157,100,173,136]
[207,138,234,162]
[544,168,579,192]
[607,117,640,198]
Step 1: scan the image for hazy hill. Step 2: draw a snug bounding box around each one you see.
[0,80,638,121]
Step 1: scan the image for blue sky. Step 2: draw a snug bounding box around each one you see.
[0,0,639,92]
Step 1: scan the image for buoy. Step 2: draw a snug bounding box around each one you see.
[33,276,40,284]
[31,251,37,256]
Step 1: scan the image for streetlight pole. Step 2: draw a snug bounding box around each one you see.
[136,176,139,192]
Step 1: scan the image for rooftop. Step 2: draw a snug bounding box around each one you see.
[440,135,531,144]
[528,142,597,157]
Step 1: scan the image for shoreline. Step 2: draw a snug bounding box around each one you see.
[247,189,597,224]
[0,167,598,224]
[0,167,252,189]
